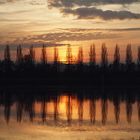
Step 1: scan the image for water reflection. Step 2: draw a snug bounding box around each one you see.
[0,87,140,125]
[138,101,140,122]
[101,98,108,125]
[113,96,120,124]
[41,97,47,123]
[66,95,72,124]
[53,96,59,122]
[89,98,96,124]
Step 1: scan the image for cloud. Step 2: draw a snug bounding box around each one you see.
[2,27,140,44]
[59,28,140,32]
[0,0,47,5]
[0,0,20,4]
[48,0,140,20]
[48,0,140,8]
[12,31,120,44]
[61,7,140,20]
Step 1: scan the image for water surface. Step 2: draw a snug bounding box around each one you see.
[0,87,139,140]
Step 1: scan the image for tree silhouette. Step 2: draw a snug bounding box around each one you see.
[53,47,59,73]
[89,44,96,65]
[101,43,108,68]
[4,45,11,61]
[41,44,47,64]
[1,43,140,88]
[66,45,73,64]
[77,47,84,73]
[16,45,23,64]
[126,44,132,64]
[66,45,73,73]
[137,46,140,71]
[137,47,140,65]
[113,44,120,67]
[78,47,83,64]
[3,45,13,73]
[54,47,59,64]
[29,45,35,63]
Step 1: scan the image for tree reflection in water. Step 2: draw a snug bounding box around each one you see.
[66,95,72,125]
[113,95,120,124]
[101,98,108,125]
[41,97,47,123]
[0,87,139,125]
[78,94,84,123]
[53,96,59,122]
[89,98,96,124]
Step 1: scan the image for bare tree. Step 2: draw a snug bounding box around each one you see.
[113,44,120,65]
[41,44,47,64]
[30,45,35,63]
[54,47,59,64]
[16,45,23,64]
[4,45,13,72]
[89,44,96,65]
[101,43,108,67]
[4,45,11,61]
[126,44,132,65]
[137,46,140,65]
[77,47,83,64]
[66,44,73,64]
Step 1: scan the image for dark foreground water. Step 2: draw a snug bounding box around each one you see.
[0,86,139,140]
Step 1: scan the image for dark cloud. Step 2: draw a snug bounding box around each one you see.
[0,42,69,50]
[59,28,140,32]
[48,0,140,20]
[1,28,140,45]
[61,7,140,20]
[9,27,140,44]
[48,0,140,8]
[2,0,139,6]
[13,31,120,44]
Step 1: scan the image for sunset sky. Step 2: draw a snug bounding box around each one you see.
[0,0,140,46]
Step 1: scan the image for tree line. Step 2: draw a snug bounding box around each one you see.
[1,43,139,67]
[0,43,140,85]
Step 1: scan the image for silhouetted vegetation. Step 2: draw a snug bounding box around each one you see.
[0,43,140,86]
[101,43,108,68]
[0,44,139,126]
